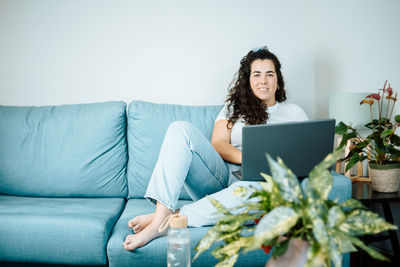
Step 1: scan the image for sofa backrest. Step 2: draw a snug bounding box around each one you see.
[0,102,128,197]
[127,101,223,199]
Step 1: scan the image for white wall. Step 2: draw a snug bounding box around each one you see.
[312,0,400,118]
[0,0,399,119]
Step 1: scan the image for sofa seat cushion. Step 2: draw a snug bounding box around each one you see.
[107,199,270,267]
[126,101,223,200]
[0,195,125,265]
[0,101,128,197]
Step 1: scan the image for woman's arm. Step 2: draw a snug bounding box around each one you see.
[211,120,242,164]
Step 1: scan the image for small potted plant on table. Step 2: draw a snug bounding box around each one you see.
[336,80,400,192]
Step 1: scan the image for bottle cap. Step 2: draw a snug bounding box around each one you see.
[158,214,188,233]
[170,215,187,228]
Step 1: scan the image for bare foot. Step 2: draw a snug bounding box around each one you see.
[123,221,165,251]
[128,213,155,233]
[124,201,172,251]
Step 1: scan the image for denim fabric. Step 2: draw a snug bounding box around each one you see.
[181,171,351,227]
[126,101,223,199]
[143,120,352,227]
[145,121,230,211]
[180,181,262,227]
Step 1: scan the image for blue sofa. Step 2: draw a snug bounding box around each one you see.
[0,101,352,266]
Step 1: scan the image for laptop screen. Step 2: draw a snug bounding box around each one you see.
[241,119,335,181]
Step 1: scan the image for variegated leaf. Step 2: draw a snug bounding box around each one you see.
[269,181,286,207]
[211,244,230,260]
[339,198,366,210]
[308,149,342,200]
[218,214,256,232]
[207,196,231,216]
[337,232,390,261]
[302,178,317,203]
[193,228,220,260]
[218,228,242,243]
[212,236,254,257]
[306,242,326,267]
[331,229,357,253]
[313,148,343,170]
[327,206,345,228]
[230,202,265,213]
[328,234,343,267]
[254,206,299,243]
[215,254,239,267]
[339,209,397,235]
[265,154,302,204]
[312,218,330,249]
[260,173,273,192]
[233,186,249,198]
[310,169,332,200]
[306,201,328,223]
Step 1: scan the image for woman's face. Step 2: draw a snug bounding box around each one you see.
[249,59,278,106]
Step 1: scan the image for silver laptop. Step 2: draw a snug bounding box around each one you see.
[232,119,335,181]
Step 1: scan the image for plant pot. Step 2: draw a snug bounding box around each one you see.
[368,162,400,193]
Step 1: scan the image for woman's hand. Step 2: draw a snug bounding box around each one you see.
[211,120,242,164]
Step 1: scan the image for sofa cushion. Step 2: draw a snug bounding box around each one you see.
[0,195,125,265]
[126,101,223,199]
[107,199,270,267]
[0,101,128,197]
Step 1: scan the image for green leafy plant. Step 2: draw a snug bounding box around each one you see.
[335,80,400,170]
[193,149,396,267]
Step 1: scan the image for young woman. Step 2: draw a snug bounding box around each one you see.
[123,46,308,251]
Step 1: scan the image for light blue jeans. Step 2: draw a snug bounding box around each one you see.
[144,121,259,227]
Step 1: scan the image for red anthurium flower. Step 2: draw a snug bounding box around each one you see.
[387,84,393,96]
[360,99,374,105]
[366,93,381,100]
[261,244,272,254]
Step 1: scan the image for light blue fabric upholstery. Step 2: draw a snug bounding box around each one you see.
[107,199,270,267]
[301,171,352,203]
[126,101,223,199]
[0,195,125,265]
[0,102,128,197]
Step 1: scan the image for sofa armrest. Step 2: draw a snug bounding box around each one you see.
[301,171,352,203]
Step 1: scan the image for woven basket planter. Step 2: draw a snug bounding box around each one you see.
[368,162,400,193]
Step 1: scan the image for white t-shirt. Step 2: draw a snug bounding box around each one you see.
[215,102,309,150]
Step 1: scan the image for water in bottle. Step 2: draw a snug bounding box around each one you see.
[167,215,190,267]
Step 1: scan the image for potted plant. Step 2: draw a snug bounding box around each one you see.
[335,80,400,192]
[193,149,396,267]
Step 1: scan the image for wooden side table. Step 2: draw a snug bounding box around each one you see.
[352,181,400,266]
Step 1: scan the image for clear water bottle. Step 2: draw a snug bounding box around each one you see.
[167,215,191,267]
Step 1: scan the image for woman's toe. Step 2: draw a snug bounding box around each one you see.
[128,218,137,228]
[133,225,141,233]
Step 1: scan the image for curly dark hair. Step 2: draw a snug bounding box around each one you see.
[225,48,286,127]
